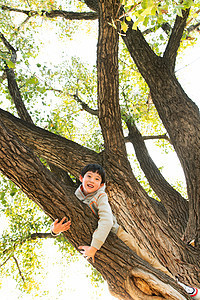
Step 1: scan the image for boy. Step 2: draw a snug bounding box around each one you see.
[51,164,200,299]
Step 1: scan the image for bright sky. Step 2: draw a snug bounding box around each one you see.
[1,8,200,300]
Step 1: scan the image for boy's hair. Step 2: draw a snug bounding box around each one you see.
[81,164,106,183]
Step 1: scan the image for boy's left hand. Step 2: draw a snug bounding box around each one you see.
[78,245,97,263]
[52,217,71,235]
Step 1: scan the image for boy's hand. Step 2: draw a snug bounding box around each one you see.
[52,217,71,234]
[78,245,97,263]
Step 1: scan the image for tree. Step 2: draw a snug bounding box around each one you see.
[0,0,200,299]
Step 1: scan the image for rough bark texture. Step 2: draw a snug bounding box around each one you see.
[0,0,200,299]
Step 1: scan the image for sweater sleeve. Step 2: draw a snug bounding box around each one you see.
[91,193,113,250]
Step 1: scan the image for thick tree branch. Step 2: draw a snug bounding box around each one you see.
[1,5,98,20]
[126,118,188,234]
[0,33,33,124]
[121,20,162,83]
[163,9,190,71]
[0,108,100,177]
[97,0,130,166]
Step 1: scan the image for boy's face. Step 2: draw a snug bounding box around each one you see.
[79,171,104,195]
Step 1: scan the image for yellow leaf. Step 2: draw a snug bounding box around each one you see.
[126,16,131,21]
[141,5,155,16]
[121,21,128,33]
[132,21,139,30]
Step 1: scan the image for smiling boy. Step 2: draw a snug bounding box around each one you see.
[75,164,119,262]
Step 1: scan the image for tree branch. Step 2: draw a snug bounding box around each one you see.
[1,232,56,264]
[1,105,199,293]
[30,232,55,239]
[13,256,25,282]
[163,9,190,71]
[1,5,98,20]
[125,133,171,143]
[0,108,100,177]
[142,22,172,36]
[0,33,33,124]
[126,117,188,234]
[72,94,98,115]
[142,133,170,142]
[187,21,200,35]
[97,0,129,165]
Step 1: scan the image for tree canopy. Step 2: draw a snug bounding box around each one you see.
[0,0,200,299]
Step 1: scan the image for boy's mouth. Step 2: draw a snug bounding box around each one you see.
[87,184,94,188]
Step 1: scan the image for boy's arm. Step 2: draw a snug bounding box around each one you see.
[91,193,113,249]
[79,193,113,262]
[50,217,71,236]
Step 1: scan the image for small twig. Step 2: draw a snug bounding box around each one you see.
[17,16,32,30]
[13,255,25,282]
[71,94,98,116]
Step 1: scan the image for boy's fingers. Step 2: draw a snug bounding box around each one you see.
[78,247,86,256]
[60,216,67,223]
[63,222,71,231]
[54,219,59,225]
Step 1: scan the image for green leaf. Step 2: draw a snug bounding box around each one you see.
[141,0,154,9]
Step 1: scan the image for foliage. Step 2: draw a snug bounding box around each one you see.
[120,0,200,31]
[0,176,47,292]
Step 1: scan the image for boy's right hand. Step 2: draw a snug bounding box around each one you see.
[52,217,71,234]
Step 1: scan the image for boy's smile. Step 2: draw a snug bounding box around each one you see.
[79,171,104,195]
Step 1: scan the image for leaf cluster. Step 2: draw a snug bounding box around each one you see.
[120,0,199,31]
